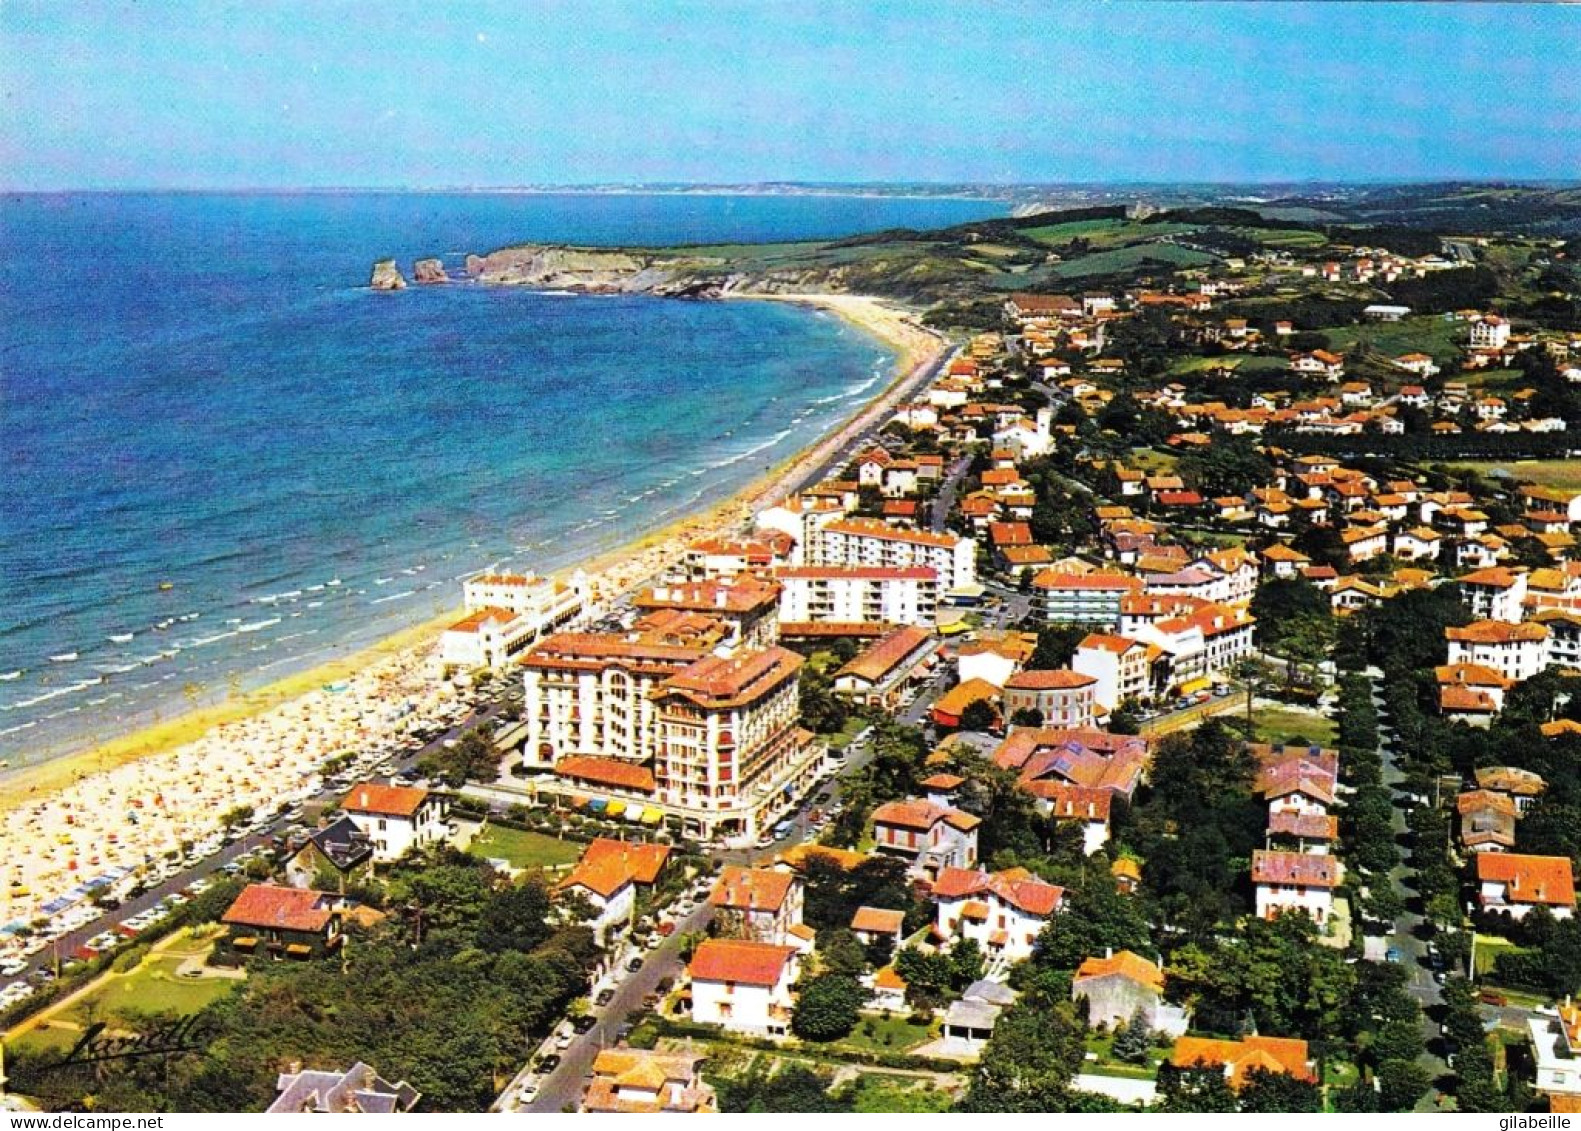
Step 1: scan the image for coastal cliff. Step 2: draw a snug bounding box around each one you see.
[413,258,448,284]
[463,245,727,296]
[370,259,408,290]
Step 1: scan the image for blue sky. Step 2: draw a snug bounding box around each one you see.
[2,1,1576,189]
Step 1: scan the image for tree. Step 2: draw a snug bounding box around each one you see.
[960,1000,1089,1111]
[816,927,870,979]
[1110,1007,1154,1063]
[792,974,868,1042]
[717,1062,849,1113]
[1155,1064,1238,1112]
[948,938,986,988]
[894,945,953,1009]
[960,698,998,733]
[1239,1067,1322,1112]
[1377,1058,1432,1112]
[1010,706,1044,728]
[1031,879,1155,971]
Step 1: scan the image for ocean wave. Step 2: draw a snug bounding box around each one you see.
[369,590,415,605]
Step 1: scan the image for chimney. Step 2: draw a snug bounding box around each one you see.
[359,790,368,808]
[1105,946,1113,959]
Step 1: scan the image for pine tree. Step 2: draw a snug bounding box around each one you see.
[1111,1007,1154,1063]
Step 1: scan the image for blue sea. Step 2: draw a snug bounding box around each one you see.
[0,191,1003,764]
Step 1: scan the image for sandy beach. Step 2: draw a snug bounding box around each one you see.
[0,292,948,930]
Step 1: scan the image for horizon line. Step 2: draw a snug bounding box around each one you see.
[6,177,1581,196]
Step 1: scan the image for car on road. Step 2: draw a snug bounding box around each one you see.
[1385,946,1402,962]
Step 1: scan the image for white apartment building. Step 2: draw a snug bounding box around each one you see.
[774,565,939,627]
[462,570,586,632]
[1072,633,1159,710]
[811,518,977,592]
[1031,570,1144,627]
[1445,620,1551,683]
[1457,567,1528,623]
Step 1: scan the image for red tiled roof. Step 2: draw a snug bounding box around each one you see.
[837,626,933,685]
[1251,850,1339,889]
[1004,669,1096,691]
[688,939,796,987]
[222,884,336,933]
[560,838,672,898]
[1477,853,1575,906]
[343,783,430,818]
[555,756,657,794]
[850,906,906,934]
[1074,950,1163,992]
[710,866,796,914]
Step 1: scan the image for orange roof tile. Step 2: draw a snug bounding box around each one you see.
[688,939,796,987]
[710,866,796,914]
[1074,950,1164,993]
[343,782,430,818]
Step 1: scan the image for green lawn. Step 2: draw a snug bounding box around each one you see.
[1326,314,1466,366]
[1050,243,1216,279]
[62,956,238,1025]
[467,825,583,870]
[826,715,867,751]
[1250,705,1337,748]
[1083,1031,1168,1079]
[1165,353,1290,376]
[1447,460,1581,494]
[1473,933,1530,977]
[839,1012,934,1054]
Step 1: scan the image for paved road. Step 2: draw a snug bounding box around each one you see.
[1368,671,1449,1100]
[515,899,716,1113]
[930,455,973,534]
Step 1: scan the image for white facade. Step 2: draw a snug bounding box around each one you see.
[343,787,449,863]
[775,566,939,626]
[1072,635,1154,710]
[689,941,799,1036]
[811,519,977,592]
[462,571,585,632]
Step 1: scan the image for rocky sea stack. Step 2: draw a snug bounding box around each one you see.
[412,258,448,284]
[369,259,408,290]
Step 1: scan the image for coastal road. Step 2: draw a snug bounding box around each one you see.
[9,692,505,990]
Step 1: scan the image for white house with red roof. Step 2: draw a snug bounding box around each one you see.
[1477,853,1576,921]
[709,866,805,945]
[1002,669,1099,728]
[342,783,449,862]
[870,799,980,880]
[931,866,1064,961]
[1251,850,1340,924]
[688,938,800,1036]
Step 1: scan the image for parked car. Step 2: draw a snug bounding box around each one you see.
[572,1015,596,1033]
[1479,990,1508,1006]
[518,1083,538,1104]
[535,1054,561,1073]
[626,956,644,973]
[595,988,615,1007]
